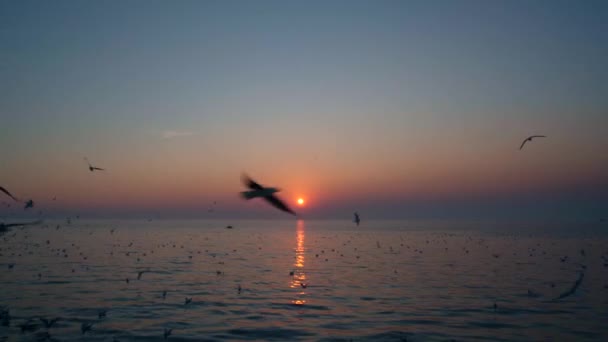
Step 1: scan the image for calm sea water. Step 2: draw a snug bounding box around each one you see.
[1,219,607,341]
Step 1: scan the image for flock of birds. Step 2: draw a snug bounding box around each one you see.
[0,219,606,340]
[3,133,604,340]
[2,134,548,229]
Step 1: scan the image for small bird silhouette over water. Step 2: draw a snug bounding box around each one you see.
[98,310,107,319]
[0,308,10,326]
[19,318,37,333]
[164,328,172,339]
[84,157,105,172]
[24,199,34,210]
[554,271,585,300]
[81,322,93,334]
[39,317,59,328]
[519,135,546,150]
[240,174,296,216]
[184,297,192,305]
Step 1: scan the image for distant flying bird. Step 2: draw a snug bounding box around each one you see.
[554,271,585,300]
[24,199,34,210]
[164,328,173,339]
[240,174,296,216]
[519,135,546,150]
[84,157,105,172]
[0,186,19,202]
[81,322,94,334]
[39,317,59,328]
[354,212,360,226]
[19,319,37,333]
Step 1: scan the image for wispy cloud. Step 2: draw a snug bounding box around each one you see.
[161,130,194,139]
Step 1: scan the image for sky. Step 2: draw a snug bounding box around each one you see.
[1,0,607,220]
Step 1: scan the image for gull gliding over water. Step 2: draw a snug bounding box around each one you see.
[240,174,296,216]
[554,271,585,300]
[24,199,34,210]
[84,157,105,172]
[519,135,547,150]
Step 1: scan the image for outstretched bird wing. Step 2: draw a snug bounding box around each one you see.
[530,135,547,139]
[554,271,584,300]
[242,174,264,190]
[264,194,296,216]
[92,167,105,171]
[0,186,18,202]
[3,220,42,228]
[519,138,529,150]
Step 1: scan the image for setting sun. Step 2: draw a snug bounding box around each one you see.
[297,198,305,206]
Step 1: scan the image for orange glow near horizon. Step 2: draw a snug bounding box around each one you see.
[297,198,305,206]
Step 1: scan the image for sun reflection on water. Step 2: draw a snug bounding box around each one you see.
[291,220,307,305]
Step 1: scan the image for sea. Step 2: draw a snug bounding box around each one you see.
[1,219,607,341]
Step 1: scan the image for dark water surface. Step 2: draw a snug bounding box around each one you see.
[1,219,607,341]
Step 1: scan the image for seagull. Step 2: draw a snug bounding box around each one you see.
[39,317,59,328]
[19,318,38,333]
[240,174,296,216]
[0,308,10,326]
[24,199,34,210]
[353,212,360,226]
[0,186,19,202]
[554,271,585,300]
[519,135,546,150]
[164,328,172,339]
[84,157,105,172]
[184,297,192,305]
[81,322,93,334]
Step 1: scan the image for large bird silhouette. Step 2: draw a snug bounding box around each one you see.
[240,174,296,216]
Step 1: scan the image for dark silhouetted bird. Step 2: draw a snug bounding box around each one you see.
[39,317,59,328]
[554,271,585,300]
[240,174,296,216]
[519,135,546,150]
[81,322,93,334]
[24,199,34,210]
[164,328,172,339]
[84,157,105,172]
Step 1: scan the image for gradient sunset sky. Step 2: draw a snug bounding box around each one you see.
[1,1,607,219]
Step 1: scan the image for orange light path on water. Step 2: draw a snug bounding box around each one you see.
[291,220,307,305]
